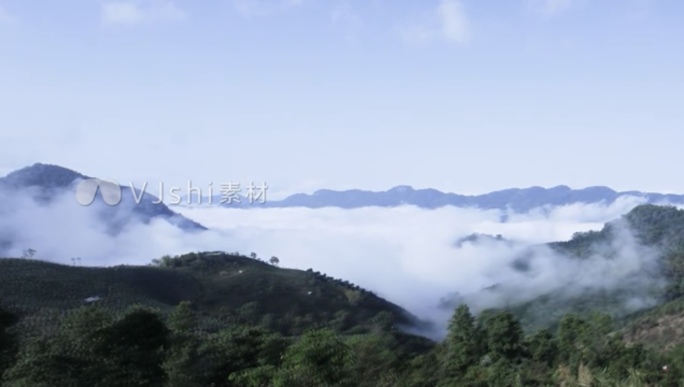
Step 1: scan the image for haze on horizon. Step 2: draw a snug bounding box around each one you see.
[1,0,683,196]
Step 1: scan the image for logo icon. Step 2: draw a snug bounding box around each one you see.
[75,178,122,206]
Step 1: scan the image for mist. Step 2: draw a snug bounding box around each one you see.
[0,186,671,336]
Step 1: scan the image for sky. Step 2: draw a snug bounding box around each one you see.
[1,0,683,197]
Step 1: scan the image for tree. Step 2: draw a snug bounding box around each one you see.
[93,307,170,386]
[556,314,588,370]
[2,306,113,386]
[526,329,556,367]
[250,252,257,259]
[200,326,288,387]
[481,311,525,363]
[0,308,19,381]
[21,249,36,259]
[270,256,280,266]
[440,304,482,381]
[164,336,204,387]
[2,337,73,386]
[273,328,352,387]
[371,311,394,331]
[168,301,198,333]
[164,302,204,387]
[345,332,401,386]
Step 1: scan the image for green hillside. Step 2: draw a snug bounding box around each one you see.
[499,205,684,333]
[621,296,684,351]
[0,252,426,339]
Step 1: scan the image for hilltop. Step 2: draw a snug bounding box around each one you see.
[0,163,206,237]
[454,233,512,248]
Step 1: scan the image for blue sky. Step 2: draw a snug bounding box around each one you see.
[0,0,683,197]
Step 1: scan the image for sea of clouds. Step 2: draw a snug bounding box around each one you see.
[0,187,672,335]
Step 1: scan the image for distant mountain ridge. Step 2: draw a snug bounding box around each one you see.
[6,163,683,214]
[0,163,206,233]
[182,184,684,212]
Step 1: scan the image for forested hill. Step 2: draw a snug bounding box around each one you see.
[562,204,684,352]
[0,252,428,339]
[490,204,684,339]
[550,204,684,299]
[3,258,684,385]
[6,215,684,384]
[551,204,684,255]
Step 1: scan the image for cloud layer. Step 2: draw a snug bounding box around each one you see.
[1,181,667,337]
[526,0,575,17]
[401,0,469,45]
[101,0,185,25]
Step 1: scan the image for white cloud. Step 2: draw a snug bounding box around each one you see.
[401,0,469,45]
[101,1,185,26]
[0,183,666,337]
[174,198,662,335]
[526,0,574,17]
[437,0,468,43]
[233,0,306,18]
[102,2,144,24]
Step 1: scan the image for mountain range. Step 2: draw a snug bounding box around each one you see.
[5,163,684,214]
[181,184,684,212]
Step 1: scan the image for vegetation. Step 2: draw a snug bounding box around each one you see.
[0,252,426,340]
[504,204,684,333]
[1,300,683,386]
[5,204,684,385]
